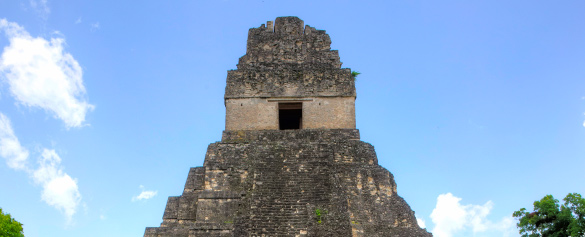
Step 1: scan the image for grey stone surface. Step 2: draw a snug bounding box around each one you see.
[224,16,356,131]
[144,17,432,237]
[225,69,355,99]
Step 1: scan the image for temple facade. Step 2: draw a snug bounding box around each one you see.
[144,17,432,237]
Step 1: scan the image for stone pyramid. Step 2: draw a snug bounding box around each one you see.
[144,16,432,237]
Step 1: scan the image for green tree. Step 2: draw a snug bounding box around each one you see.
[513,193,585,237]
[0,208,24,237]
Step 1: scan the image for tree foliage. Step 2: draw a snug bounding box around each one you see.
[513,193,585,237]
[0,208,24,237]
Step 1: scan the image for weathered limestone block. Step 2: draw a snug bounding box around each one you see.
[239,18,340,70]
[177,195,198,221]
[162,197,180,226]
[225,97,356,131]
[225,69,355,99]
[195,197,239,223]
[221,129,360,142]
[144,227,190,237]
[183,167,205,194]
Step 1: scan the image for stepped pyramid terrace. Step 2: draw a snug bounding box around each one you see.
[144,16,432,237]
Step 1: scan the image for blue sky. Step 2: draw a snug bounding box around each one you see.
[0,1,584,236]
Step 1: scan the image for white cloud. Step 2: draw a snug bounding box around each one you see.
[430,193,468,236]
[0,19,85,224]
[32,149,81,224]
[0,113,82,223]
[417,217,427,229]
[0,113,29,170]
[0,19,94,128]
[430,193,516,237]
[132,185,158,202]
[75,17,82,24]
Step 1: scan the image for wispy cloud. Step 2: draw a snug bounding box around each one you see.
[0,113,82,223]
[29,0,50,20]
[430,193,515,237]
[132,185,158,202]
[75,17,82,24]
[91,22,100,32]
[0,113,29,170]
[0,19,94,129]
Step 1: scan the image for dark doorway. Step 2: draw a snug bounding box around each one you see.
[279,103,302,130]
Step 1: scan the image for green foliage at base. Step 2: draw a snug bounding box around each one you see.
[513,193,585,237]
[0,208,24,237]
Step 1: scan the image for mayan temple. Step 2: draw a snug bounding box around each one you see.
[144,17,432,237]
